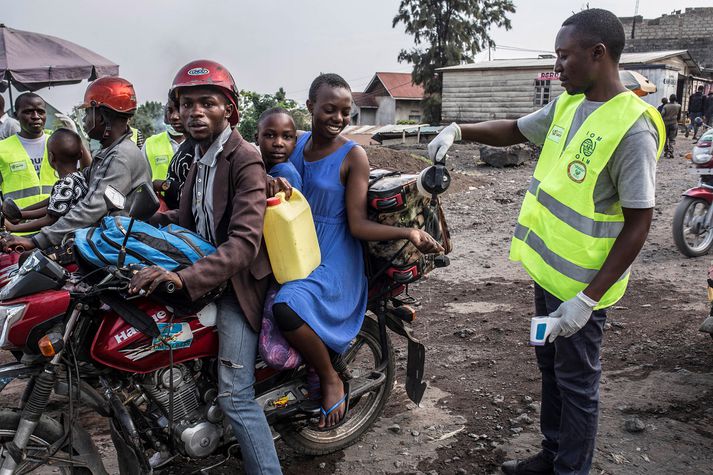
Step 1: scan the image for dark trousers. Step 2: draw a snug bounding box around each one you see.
[533,283,607,475]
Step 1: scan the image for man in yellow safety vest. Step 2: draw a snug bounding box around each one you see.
[428,9,664,475]
[0,93,56,208]
[142,97,186,193]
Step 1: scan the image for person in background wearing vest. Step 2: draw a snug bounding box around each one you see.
[142,97,186,195]
[1,77,151,253]
[428,9,663,475]
[0,93,57,211]
[686,85,706,140]
[129,125,144,149]
[0,95,20,140]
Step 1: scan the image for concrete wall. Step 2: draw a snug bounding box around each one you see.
[358,108,376,125]
[375,96,396,125]
[394,99,423,123]
[620,8,713,69]
[441,68,566,122]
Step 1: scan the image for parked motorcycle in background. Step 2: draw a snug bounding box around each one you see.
[672,123,713,257]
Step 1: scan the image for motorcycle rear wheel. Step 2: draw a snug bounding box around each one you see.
[0,409,90,474]
[673,197,713,257]
[277,316,395,455]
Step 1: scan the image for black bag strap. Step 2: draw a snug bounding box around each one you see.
[100,291,160,338]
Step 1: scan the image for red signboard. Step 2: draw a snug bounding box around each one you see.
[537,72,560,81]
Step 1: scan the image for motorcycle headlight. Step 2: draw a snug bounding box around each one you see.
[0,304,28,349]
[692,151,713,165]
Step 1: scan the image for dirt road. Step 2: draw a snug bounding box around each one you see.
[3,137,713,474]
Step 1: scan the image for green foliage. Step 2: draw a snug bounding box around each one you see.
[397,119,418,125]
[130,101,164,138]
[393,0,515,123]
[237,87,310,140]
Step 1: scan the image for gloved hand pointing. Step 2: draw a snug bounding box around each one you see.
[427,122,462,163]
[547,291,598,342]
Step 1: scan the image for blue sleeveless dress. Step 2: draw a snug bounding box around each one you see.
[274,133,367,353]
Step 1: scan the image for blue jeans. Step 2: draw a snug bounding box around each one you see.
[534,283,607,475]
[216,293,282,474]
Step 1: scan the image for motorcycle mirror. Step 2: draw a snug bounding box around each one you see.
[1,199,22,222]
[128,183,160,221]
[104,185,126,211]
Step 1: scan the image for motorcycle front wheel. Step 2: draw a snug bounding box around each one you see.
[277,316,395,455]
[0,409,90,474]
[673,196,713,257]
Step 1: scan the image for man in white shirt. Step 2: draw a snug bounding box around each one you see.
[0,95,20,141]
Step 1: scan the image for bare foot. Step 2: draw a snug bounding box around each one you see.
[319,374,346,429]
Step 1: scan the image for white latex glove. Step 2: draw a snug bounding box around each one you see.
[547,291,598,342]
[427,122,461,163]
[55,113,78,133]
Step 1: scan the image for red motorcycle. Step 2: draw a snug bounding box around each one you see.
[0,166,450,473]
[673,125,713,257]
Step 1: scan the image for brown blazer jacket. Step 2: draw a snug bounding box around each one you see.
[152,129,272,332]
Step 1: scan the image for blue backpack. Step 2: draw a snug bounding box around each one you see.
[74,216,216,271]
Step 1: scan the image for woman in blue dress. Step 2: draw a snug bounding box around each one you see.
[273,73,442,429]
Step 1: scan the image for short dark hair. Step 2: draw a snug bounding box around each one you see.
[698,85,705,92]
[257,107,294,129]
[562,8,626,62]
[47,128,82,163]
[15,92,44,112]
[308,73,351,102]
[0,95,5,112]
[669,94,677,102]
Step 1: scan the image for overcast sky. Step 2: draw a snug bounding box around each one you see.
[5,0,710,113]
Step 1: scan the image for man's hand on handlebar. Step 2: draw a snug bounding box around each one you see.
[0,235,35,253]
[129,265,183,297]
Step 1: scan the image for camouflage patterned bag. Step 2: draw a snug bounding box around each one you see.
[366,169,451,284]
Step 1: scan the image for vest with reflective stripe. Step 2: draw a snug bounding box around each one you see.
[0,134,56,208]
[144,131,174,180]
[509,91,665,308]
[130,127,139,145]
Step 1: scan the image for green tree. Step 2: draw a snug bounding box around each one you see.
[238,88,310,140]
[130,100,164,138]
[393,0,515,123]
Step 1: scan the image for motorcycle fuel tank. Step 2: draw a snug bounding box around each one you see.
[91,299,218,373]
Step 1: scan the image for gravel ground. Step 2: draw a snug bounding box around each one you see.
[3,136,713,475]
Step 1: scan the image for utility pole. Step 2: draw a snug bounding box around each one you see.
[631,0,640,39]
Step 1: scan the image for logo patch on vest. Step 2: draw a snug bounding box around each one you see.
[155,156,168,164]
[547,125,565,144]
[580,138,596,157]
[567,161,587,183]
[10,161,27,172]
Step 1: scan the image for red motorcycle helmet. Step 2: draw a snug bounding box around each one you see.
[169,59,240,126]
[81,76,137,114]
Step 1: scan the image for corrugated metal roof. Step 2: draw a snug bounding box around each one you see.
[437,50,691,72]
[364,72,425,99]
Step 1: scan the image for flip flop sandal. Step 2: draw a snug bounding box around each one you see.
[315,381,351,432]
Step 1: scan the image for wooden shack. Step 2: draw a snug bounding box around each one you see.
[438,50,702,123]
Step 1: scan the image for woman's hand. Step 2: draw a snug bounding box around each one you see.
[129,265,183,296]
[0,235,35,253]
[267,176,292,200]
[408,229,444,254]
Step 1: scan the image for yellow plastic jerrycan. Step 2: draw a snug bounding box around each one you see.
[264,190,321,284]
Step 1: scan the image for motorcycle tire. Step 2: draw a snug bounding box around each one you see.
[0,409,92,474]
[673,196,713,257]
[277,316,395,456]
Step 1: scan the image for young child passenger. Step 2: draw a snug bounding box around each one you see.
[272,74,443,430]
[256,107,302,191]
[3,129,88,234]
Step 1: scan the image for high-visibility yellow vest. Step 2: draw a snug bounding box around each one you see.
[144,131,174,180]
[130,127,140,146]
[0,134,56,208]
[509,91,665,308]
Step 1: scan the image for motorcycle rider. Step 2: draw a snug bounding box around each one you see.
[428,9,664,475]
[129,60,282,474]
[1,77,151,252]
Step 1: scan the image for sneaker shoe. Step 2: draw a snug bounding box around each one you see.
[501,451,554,475]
